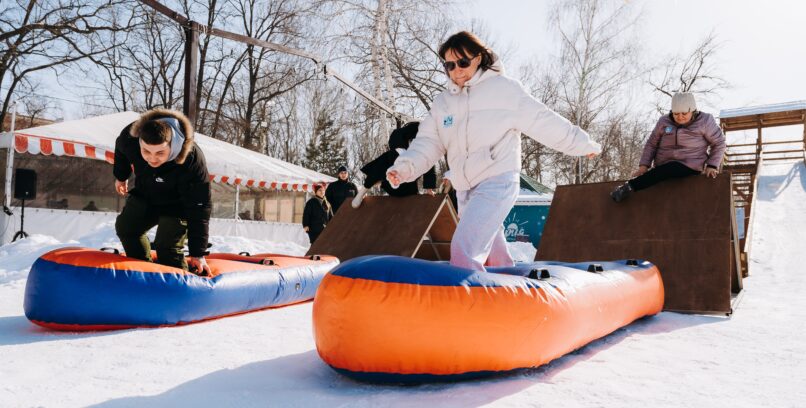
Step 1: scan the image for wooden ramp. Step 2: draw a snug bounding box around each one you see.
[307,194,457,262]
[536,176,742,314]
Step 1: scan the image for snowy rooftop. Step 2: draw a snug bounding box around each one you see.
[719,100,806,119]
[516,188,553,205]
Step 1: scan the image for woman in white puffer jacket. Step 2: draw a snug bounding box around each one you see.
[387,31,601,272]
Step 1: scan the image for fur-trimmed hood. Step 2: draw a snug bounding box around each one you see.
[129,108,195,165]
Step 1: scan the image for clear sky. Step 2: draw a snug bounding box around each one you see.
[467,0,806,112]
[31,0,806,129]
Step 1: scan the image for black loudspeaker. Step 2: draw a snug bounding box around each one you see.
[14,168,37,200]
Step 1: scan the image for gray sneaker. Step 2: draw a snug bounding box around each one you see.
[351,185,369,208]
[610,182,633,203]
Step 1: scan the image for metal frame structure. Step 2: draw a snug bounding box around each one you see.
[138,0,409,126]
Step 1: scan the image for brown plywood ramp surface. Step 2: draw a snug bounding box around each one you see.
[307,194,457,262]
[536,176,740,314]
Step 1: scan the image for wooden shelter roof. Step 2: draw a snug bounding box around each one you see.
[720,101,806,132]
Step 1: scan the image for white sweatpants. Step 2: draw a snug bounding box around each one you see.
[451,171,520,272]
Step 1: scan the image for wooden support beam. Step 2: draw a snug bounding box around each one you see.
[802,113,806,150]
[732,186,749,203]
[723,164,759,173]
[763,148,806,155]
[759,139,804,146]
[764,156,803,161]
[757,123,763,164]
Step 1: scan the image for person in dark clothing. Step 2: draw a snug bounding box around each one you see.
[611,92,727,202]
[113,108,212,276]
[325,165,357,213]
[351,122,438,208]
[302,184,332,244]
[82,201,99,211]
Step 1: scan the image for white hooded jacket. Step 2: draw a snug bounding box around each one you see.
[388,59,602,191]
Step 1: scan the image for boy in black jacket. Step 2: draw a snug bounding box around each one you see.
[113,109,212,276]
[352,122,437,208]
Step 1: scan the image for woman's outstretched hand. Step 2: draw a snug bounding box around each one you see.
[386,170,401,189]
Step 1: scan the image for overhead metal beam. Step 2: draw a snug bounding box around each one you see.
[138,0,407,121]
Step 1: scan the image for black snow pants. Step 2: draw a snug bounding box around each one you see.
[628,161,700,192]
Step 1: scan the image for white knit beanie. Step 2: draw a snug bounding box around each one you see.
[671,92,697,113]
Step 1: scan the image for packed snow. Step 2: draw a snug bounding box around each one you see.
[1,163,805,407]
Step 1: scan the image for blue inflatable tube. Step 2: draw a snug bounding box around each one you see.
[24,247,338,330]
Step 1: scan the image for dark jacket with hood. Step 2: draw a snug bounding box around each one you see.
[113,109,212,257]
[325,179,358,213]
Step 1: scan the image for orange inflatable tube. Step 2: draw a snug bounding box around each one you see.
[313,256,664,382]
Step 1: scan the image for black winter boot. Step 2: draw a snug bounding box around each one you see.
[610,182,634,203]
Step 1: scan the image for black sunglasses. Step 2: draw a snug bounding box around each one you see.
[443,56,474,72]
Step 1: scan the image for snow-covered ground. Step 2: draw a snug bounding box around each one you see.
[1,163,805,407]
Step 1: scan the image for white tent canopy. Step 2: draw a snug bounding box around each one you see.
[0,111,335,192]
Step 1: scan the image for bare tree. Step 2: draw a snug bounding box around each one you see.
[648,31,730,113]
[0,0,131,125]
[85,2,186,112]
[20,92,59,124]
[302,80,350,174]
[519,59,563,183]
[192,0,326,152]
[324,0,459,160]
[520,0,647,186]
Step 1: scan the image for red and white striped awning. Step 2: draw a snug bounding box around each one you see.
[14,133,115,163]
[6,112,335,192]
[208,175,323,192]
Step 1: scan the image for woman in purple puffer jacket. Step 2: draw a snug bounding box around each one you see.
[611,92,727,202]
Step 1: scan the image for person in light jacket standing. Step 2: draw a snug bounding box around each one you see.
[610,92,726,202]
[386,31,601,272]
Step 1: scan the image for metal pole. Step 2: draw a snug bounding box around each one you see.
[183,21,199,127]
[234,184,240,220]
[4,101,18,208]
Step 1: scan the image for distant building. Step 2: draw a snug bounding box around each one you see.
[2,114,54,132]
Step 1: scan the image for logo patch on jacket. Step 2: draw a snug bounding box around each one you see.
[156,177,165,183]
[443,115,454,128]
[664,126,674,134]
